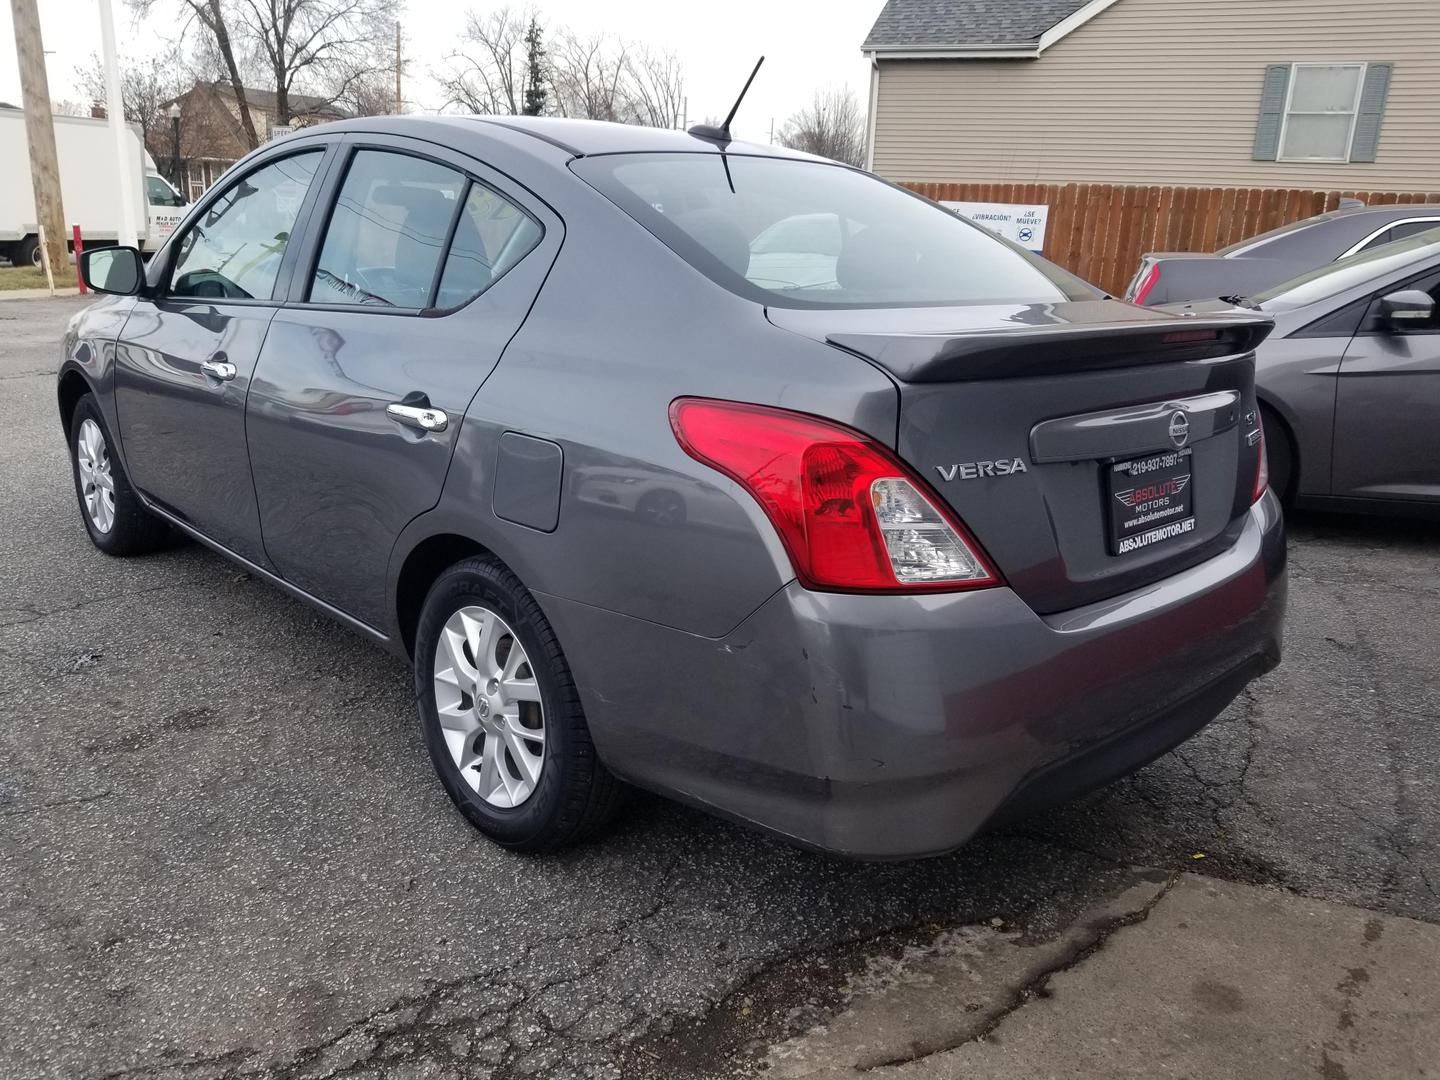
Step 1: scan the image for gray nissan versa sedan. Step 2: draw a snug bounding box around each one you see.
[58,115,1286,858]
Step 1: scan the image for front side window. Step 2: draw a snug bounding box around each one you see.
[146,174,184,207]
[574,153,1081,309]
[1280,64,1364,162]
[1386,220,1440,244]
[310,150,465,308]
[169,151,322,300]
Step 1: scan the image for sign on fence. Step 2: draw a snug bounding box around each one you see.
[941,201,1049,253]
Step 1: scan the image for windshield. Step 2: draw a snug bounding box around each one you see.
[573,153,1085,309]
[1250,227,1440,312]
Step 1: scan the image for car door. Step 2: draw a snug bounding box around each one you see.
[1332,268,1440,502]
[113,143,333,564]
[245,135,559,629]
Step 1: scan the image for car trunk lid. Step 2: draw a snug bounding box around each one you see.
[767,300,1273,613]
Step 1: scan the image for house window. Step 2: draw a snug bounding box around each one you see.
[1278,64,1365,162]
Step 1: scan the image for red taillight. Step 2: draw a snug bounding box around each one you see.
[669,398,1001,593]
[1253,422,1269,503]
[1131,262,1160,305]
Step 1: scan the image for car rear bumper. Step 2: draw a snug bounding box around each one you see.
[541,494,1286,859]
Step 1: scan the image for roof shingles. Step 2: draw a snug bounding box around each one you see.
[862,0,1092,51]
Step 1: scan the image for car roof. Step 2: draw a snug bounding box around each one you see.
[478,115,741,156]
[1221,203,1440,259]
[1254,227,1440,317]
[331,113,819,162]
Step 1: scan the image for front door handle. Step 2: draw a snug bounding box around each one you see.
[387,402,449,433]
[199,359,237,381]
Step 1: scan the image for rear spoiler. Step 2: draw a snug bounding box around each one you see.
[827,314,1274,384]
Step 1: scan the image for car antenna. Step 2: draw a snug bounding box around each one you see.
[688,56,764,145]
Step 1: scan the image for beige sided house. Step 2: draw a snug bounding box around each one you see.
[863,0,1440,187]
[861,0,1440,290]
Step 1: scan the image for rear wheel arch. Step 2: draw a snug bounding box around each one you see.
[395,533,508,659]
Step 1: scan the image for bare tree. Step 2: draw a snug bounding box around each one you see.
[232,0,394,125]
[334,66,394,116]
[624,46,683,129]
[549,30,630,122]
[77,50,186,150]
[50,98,88,117]
[436,6,528,115]
[778,86,865,167]
[437,8,685,127]
[131,0,261,149]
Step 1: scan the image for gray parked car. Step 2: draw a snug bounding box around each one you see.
[1163,229,1440,514]
[58,116,1285,858]
[1126,203,1440,306]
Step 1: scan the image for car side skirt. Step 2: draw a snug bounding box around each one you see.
[137,496,398,651]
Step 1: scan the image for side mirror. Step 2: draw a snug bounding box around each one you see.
[80,246,144,296]
[1379,289,1434,328]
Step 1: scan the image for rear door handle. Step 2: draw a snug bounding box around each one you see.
[387,402,449,433]
[199,359,237,381]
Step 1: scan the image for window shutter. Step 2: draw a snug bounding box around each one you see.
[1252,64,1292,161]
[1349,63,1393,163]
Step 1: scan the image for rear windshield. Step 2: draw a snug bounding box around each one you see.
[1250,227,1440,312]
[573,153,1085,309]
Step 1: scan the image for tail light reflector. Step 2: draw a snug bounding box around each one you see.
[669,398,1001,593]
[1253,421,1269,504]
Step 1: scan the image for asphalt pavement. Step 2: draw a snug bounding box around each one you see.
[2,296,1437,1079]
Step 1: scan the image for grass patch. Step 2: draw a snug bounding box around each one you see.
[0,265,57,291]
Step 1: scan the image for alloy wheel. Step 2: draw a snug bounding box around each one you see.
[432,605,546,808]
[76,418,116,534]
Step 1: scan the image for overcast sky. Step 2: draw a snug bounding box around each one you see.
[0,0,879,143]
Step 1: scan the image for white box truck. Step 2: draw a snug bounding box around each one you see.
[1,107,187,268]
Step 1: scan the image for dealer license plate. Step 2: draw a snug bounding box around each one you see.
[1107,450,1195,555]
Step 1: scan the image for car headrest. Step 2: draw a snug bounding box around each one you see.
[676,209,751,278]
[835,225,920,294]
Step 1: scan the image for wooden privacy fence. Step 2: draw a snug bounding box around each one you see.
[905,182,1440,297]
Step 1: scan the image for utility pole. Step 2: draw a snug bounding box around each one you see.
[393,21,402,114]
[9,0,67,274]
[98,0,139,249]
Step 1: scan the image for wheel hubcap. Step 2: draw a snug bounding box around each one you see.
[432,605,546,808]
[76,418,116,534]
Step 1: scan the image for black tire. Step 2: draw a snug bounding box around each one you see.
[413,556,626,851]
[16,234,40,269]
[67,394,171,556]
[1259,404,1296,507]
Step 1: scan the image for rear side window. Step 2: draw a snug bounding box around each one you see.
[434,182,543,309]
[309,149,544,310]
[311,151,465,307]
[574,153,1083,309]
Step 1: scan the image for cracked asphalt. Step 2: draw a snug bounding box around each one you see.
[2,297,1438,1079]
